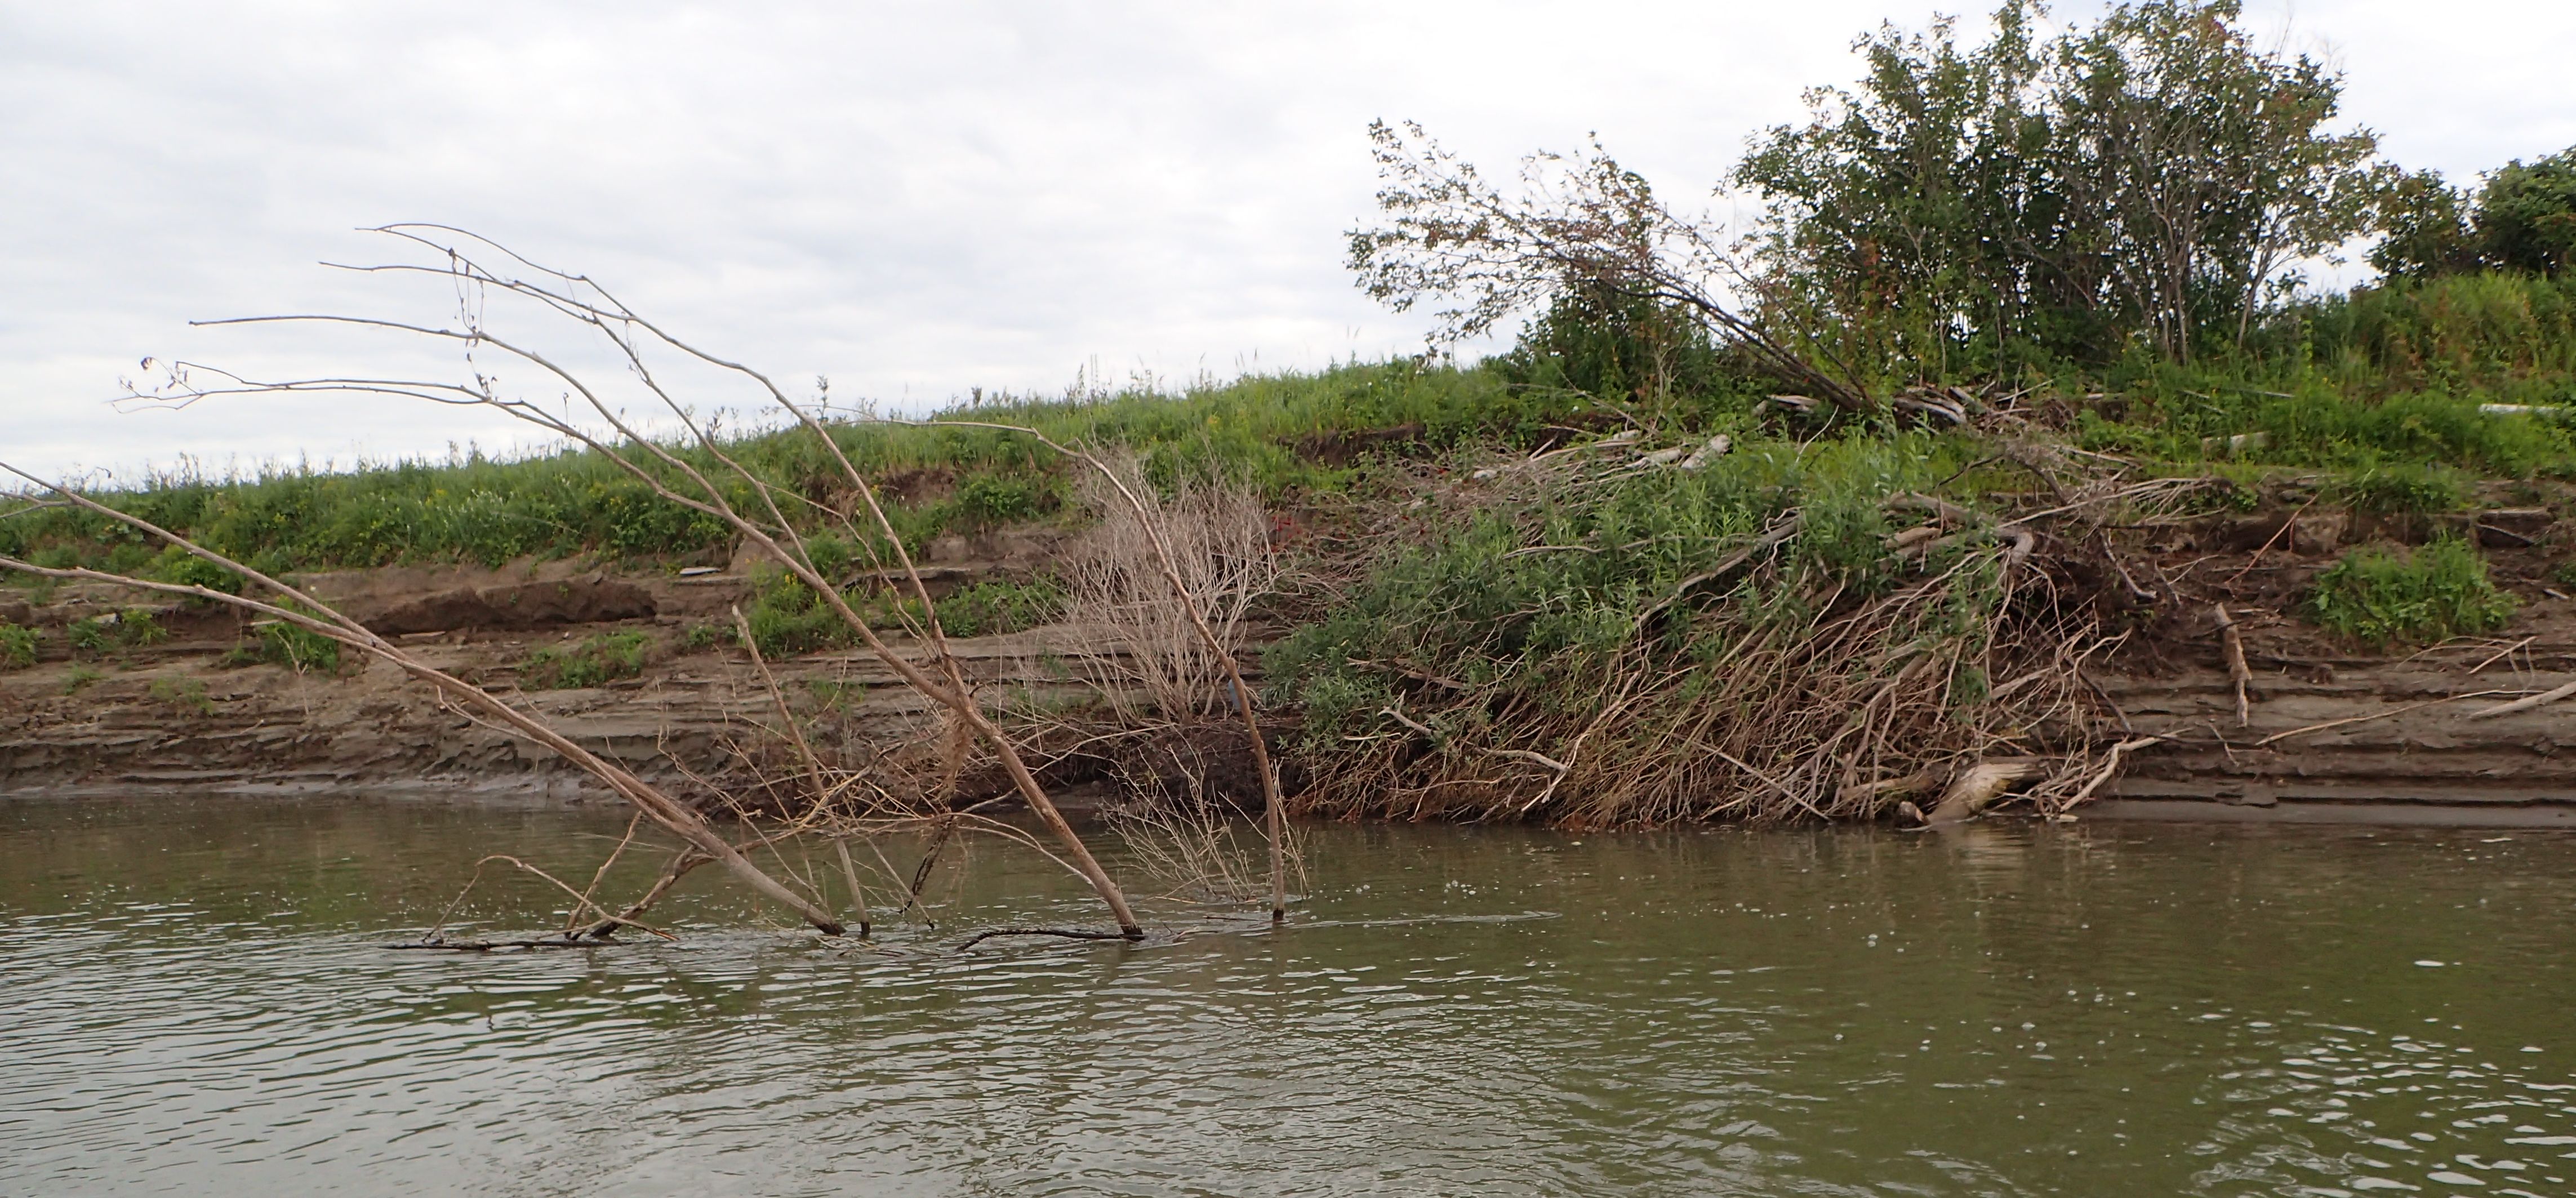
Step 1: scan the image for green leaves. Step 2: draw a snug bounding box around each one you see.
[2306,540,2516,647]
[1737,0,2387,371]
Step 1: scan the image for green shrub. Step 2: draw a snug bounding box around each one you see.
[63,609,168,658]
[121,610,167,647]
[149,545,246,596]
[520,631,652,690]
[2306,540,2517,646]
[2335,463,2469,517]
[742,569,851,660]
[0,622,35,670]
[66,617,112,657]
[866,577,1069,639]
[239,607,344,673]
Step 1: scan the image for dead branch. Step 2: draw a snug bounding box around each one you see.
[955,927,1139,952]
[106,228,1146,938]
[2465,680,2576,720]
[2213,603,2254,726]
[0,480,846,936]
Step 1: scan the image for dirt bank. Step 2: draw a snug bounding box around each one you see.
[5,503,2574,826]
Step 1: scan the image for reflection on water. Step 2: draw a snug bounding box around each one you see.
[2,798,2571,1196]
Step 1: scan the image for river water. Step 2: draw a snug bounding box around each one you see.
[2,796,2572,1196]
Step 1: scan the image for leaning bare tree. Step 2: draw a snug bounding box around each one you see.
[1347,119,1873,412]
[2,225,1153,941]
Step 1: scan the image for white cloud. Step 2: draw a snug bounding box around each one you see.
[3,0,2570,481]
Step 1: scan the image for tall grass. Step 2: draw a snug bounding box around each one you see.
[0,361,1623,579]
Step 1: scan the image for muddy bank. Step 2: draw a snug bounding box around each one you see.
[5,507,2575,826]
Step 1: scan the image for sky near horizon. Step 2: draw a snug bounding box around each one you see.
[4,1,2571,483]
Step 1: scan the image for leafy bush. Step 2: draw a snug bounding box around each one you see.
[235,606,344,673]
[520,631,653,690]
[0,622,35,670]
[742,569,851,660]
[2305,540,2517,646]
[149,545,246,596]
[860,577,1069,639]
[2334,464,2468,516]
[64,610,166,658]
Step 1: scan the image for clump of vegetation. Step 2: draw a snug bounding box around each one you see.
[147,676,214,715]
[61,665,101,694]
[806,678,865,714]
[65,610,168,658]
[226,606,344,673]
[867,577,1070,640]
[742,568,851,660]
[2334,464,2470,518]
[519,631,653,690]
[148,545,245,596]
[0,622,36,670]
[2305,540,2517,646]
[1265,435,2092,825]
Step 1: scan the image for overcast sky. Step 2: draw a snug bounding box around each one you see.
[5,1,2570,483]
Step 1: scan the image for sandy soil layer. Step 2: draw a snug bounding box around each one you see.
[6,513,2574,826]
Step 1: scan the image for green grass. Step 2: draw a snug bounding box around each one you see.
[0,622,35,670]
[0,360,1633,581]
[148,676,213,715]
[519,631,653,690]
[2304,540,2518,647]
[7,277,2573,592]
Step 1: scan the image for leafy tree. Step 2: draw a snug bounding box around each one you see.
[1734,0,2387,369]
[2369,169,2480,280]
[2473,147,2576,276]
[1496,287,1727,402]
[1349,121,1872,411]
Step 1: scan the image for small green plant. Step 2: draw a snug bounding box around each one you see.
[63,609,170,657]
[520,631,653,690]
[923,577,1069,638]
[2306,539,2518,646]
[148,676,214,715]
[741,568,851,660]
[2335,464,2469,517]
[66,617,112,657]
[235,608,344,673]
[806,678,866,713]
[681,621,731,651]
[121,610,168,647]
[0,622,37,670]
[62,664,101,694]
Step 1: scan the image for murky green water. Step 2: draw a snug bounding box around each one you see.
[3,798,2573,1196]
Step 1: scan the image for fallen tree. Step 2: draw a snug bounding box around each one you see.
[6,226,1160,941]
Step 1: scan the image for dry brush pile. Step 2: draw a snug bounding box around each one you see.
[1265,407,2192,829]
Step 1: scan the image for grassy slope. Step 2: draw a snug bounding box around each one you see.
[3,271,2571,583]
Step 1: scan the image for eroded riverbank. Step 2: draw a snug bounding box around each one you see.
[5,527,2576,826]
